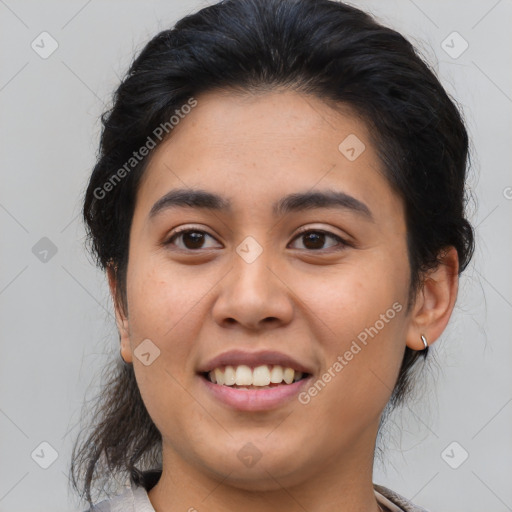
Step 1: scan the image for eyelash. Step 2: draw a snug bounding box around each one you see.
[164,226,350,252]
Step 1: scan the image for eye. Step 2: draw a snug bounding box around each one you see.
[164,227,349,252]
[288,228,348,251]
[165,228,221,251]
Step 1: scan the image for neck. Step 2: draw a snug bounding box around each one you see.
[148,432,383,512]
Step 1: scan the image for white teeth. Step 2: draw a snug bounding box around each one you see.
[252,365,271,386]
[214,368,224,385]
[269,365,283,383]
[235,365,253,385]
[205,364,305,387]
[224,365,236,385]
[283,367,295,384]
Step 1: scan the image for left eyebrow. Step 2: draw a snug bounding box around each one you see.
[148,187,374,222]
[273,189,373,222]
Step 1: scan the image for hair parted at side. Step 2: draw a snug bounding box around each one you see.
[72,0,474,507]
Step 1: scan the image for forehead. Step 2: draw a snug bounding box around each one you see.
[135,89,404,227]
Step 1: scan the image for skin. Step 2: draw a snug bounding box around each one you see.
[109,88,459,512]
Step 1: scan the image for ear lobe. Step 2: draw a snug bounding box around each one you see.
[405,247,459,351]
[107,264,133,364]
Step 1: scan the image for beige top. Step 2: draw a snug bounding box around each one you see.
[86,475,429,512]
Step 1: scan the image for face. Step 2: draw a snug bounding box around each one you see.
[115,89,416,490]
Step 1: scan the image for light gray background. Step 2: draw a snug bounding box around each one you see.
[1,1,511,511]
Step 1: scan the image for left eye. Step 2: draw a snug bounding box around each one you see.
[288,229,347,251]
[165,228,346,252]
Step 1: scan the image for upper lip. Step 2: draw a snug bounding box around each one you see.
[197,349,314,375]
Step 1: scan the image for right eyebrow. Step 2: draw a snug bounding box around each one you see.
[149,188,232,219]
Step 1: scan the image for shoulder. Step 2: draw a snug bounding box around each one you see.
[82,469,161,512]
[84,477,427,512]
[82,484,147,512]
[81,486,132,511]
[374,484,431,512]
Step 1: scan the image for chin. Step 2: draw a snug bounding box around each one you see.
[199,445,313,491]
[211,466,305,492]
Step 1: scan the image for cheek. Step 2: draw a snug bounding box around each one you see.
[292,257,408,399]
[125,258,209,441]
[125,254,207,342]
[294,257,406,339]
[123,257,201,414]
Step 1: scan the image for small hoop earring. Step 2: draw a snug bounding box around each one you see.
[420,334,428,351]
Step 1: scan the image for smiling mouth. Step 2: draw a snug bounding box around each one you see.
[200,364,310,390]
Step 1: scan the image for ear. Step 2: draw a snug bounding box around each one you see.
[107,264,133,364]
[405,246,459,350]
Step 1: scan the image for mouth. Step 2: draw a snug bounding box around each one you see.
[196,350,314,410]
[200,364,310,390]
[197,363,313,411]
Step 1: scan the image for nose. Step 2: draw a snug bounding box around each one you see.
[211,244,294,331]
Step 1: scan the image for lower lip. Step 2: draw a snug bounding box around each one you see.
[199,374,312,411]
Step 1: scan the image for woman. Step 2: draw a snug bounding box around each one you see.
[71,0,474,510]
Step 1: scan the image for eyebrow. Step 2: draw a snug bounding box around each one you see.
[149,187,374,222]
